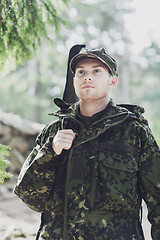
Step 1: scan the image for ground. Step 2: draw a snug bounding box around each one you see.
[0,179,40,240]
[0,179,152,240]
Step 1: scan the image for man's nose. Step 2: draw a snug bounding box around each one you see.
[84,77,92,81]
[84,73,92,81]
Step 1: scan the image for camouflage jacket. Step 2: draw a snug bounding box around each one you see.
[14,100,160,240]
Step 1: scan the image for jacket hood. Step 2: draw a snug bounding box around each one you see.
[49,98,148,125]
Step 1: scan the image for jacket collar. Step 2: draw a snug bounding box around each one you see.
[49,98,148,147]
[50,98,129,126]
[49,98,129,146]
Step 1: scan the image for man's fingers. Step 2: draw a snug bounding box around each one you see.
[57,129,76,138]
[57,132,76,140]
[52,129,76,155]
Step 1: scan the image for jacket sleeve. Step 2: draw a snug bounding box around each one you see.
[138,125,160,240]
[14,121,60,212]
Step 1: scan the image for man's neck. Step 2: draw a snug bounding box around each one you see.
[79,98,110,117]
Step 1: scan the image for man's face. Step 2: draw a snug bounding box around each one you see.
[73,58,117,103]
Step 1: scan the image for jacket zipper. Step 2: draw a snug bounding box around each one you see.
[63,148,74,240]
[90,157,97,209]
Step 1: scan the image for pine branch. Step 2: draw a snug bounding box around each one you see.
[0,0,67,71]
[0,144,12,184]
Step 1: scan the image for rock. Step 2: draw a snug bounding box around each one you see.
[0,110,43,135]
[0,109,44,173]
[9,137,28,154]
[9,149,25,173]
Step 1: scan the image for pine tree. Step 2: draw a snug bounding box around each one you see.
[0,144,12,184]
[0,0,67,71]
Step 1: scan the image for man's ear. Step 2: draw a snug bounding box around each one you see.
[110,75,117,87]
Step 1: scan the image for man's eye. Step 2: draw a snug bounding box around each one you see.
[95,69,100,73]
[78,70,84,74]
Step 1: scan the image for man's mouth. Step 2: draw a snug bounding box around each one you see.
[82,85,94,89]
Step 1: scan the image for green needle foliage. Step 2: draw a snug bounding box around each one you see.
[0,0,67,71]
[0,144,12,184]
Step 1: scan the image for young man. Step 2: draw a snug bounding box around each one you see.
[14,47,160,240]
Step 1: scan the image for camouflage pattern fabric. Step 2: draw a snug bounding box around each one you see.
[14,100,160,240]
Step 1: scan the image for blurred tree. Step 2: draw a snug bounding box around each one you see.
[0,0,67,72]
[0,43,66,123]
[128,41,160,143]
[140,42,160,142]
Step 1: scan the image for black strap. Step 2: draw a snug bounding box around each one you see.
[63,44,86,104]
[35,213,45,240]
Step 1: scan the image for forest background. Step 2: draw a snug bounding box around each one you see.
[0,0,159,238]
[0,0,160,145]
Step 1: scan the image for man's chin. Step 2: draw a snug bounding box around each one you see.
[80,96,100,103]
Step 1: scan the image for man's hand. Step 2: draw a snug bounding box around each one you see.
[52,129,76,155]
